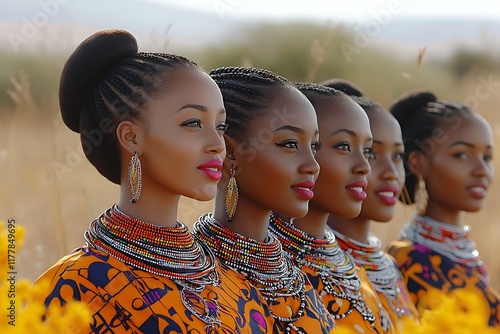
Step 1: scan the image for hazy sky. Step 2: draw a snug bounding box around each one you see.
[148,0,500,21]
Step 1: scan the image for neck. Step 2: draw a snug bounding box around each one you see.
[213,190,269,242]
[292,204,329,238]
[327,215,370,244]
[423,202,464,226]
[118,180,180,228]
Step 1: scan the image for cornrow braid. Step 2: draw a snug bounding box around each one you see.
[60,29,201,184]
[294,82,349,112]
[210,66,293,141]
[390,90,474,204]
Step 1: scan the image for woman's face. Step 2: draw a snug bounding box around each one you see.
[231,87,320,218]
[311,98,372,218]
[359,111,405,222]
[420,114,494,213]
[139,69,227,201]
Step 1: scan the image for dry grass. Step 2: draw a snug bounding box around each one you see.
[2,63,500,294]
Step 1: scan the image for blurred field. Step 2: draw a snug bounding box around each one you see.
[1,23,500,288]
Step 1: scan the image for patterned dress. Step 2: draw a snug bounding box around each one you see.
[37,206,273,333]
[269,216,394,333]
[333,231,419,330]
[388,214,500,328]
[194,213,337,334]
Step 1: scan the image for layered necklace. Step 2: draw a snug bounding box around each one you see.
[194,213,307,334]
[333,230,406,316]
[401,214,489,282]
[84,205,221,331]
[269,215,375,324]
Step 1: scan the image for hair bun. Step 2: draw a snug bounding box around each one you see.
[320,78,363,97]
[59,29,138,132]
[390,90,437,129]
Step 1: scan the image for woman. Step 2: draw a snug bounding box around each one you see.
[323,80,419,328]
[36,30,272,333]
[387,90,500,327]
[193,67,336,333]
[270,83,393,333]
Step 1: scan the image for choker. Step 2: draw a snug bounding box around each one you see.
[84,205,220,330]
[269,215,375,324]
[401,214,488,282]
[194,213,307,333]
[334,230,406,316]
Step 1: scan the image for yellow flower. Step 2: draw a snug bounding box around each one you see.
[0,222,91,333]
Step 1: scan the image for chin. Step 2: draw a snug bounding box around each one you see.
[334,205,362,219]
[186,185,217,201]
[279,203,309,219]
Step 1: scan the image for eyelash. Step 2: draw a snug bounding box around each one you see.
[363,147,374,159]
[275,140,321,153]
[180,119,228,133]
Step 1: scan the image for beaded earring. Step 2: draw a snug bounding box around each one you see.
[127,151,142,203]
[225,167,238,221]
[415,175,428,215]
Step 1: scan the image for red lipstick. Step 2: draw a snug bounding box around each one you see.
[346,179,368,201]
[291,180,315,200]
[197,159,223,181]
[375,185,400,206]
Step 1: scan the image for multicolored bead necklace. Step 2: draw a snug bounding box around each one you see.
[193,213,308,334]
[269,215,376,324]
[333,230,407,316]
[84,205,221,330]
[402,214,489,282]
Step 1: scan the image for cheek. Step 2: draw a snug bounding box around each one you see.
[316,153,346,187]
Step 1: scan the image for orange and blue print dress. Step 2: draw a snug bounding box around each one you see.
[36,206,272,333]
[333,230,419,330]
[269,215,394,333]
[388,214,500,328]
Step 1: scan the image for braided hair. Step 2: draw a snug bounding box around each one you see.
[59,29,201,184]
[209,66,294,141]
[390,90,474,204]
[294,82,351,112]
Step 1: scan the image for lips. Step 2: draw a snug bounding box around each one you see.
[467,184,488,199]
[346,179,368,201]
[197,159,223,181]
[375,185,401,206]
[291,180,315,200]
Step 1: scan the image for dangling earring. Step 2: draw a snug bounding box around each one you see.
[415,175,428,215]
[128,151,142,204]
[225,167,238,222]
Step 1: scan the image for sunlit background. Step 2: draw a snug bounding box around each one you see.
[1,0,500,286]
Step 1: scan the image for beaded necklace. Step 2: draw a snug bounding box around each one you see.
[269,215,376,324]
[84,205,221,331]
[401,214,489,282]
[193,213,308,334]
[333,230,406,316]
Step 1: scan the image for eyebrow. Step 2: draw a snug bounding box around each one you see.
[274,125,316,135]
[176,104,226,114]
[331,128,356,136]
[450,141,493,149]
[373,140,404,146]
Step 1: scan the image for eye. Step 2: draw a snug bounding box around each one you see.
[216,122,228,133]
[311,141,321,154]
[454,152,469,159]
[363,147,375,159]
[393,152,404,161]
[484,154,493,162]
[275,140,299,150]
[180,119,202,128]
[335,141,350,151]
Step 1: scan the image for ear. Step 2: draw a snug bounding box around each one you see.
[223,134,237,162]
[116,120,145,155]
[407,151,429,178]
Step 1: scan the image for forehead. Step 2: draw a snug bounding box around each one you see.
[249,87,318,131]
[436,113,493,148]
[368,111,402,144]
[317,98,371,134]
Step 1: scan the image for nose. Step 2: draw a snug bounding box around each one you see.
[380,156,400,181]
[353,150,371,176]
[204,127,225,155]
[299,148,320,176]
[472,155,493,179]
